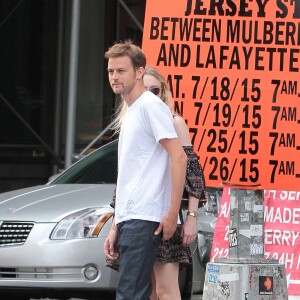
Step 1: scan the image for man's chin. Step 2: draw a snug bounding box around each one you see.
[113,88,123,94]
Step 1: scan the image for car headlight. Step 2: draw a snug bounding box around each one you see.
[50,208,113,240]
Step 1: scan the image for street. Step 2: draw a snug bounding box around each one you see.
[31,295,203,300]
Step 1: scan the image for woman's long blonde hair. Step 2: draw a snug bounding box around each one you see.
[112,66,173,133]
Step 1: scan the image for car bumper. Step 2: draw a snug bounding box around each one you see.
[0,223,119,290]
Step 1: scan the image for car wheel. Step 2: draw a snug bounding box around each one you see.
[179,260,193,300]
[0,295,30,300]
[89,291,116,300]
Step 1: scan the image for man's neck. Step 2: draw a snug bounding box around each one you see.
[123,83,146,106]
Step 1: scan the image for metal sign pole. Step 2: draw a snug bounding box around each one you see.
[203,187,288,300]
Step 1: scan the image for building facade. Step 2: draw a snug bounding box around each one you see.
[0,0,145,192]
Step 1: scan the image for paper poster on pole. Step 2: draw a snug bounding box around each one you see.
[142,0,300,190]
[211,189,300,295]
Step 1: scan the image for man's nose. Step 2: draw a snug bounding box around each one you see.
[111,71,118,79]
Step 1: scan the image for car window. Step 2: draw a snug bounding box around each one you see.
[52,140,118,184]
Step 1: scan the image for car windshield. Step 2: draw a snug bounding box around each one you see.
[52,140,118,184]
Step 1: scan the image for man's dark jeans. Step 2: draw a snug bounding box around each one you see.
[116,219,161,300]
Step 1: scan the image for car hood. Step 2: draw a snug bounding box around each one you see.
[0,184,115,222]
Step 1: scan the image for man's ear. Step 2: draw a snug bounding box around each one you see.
[136,66,145,80]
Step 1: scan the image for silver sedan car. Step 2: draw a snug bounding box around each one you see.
[0,140,208,300]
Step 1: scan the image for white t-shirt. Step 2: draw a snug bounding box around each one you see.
[114,91,178,225]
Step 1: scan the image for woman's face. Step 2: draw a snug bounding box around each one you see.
[143,74,162,98]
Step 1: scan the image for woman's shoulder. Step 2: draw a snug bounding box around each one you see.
[172,114,192,146]
[173,113,187,127]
